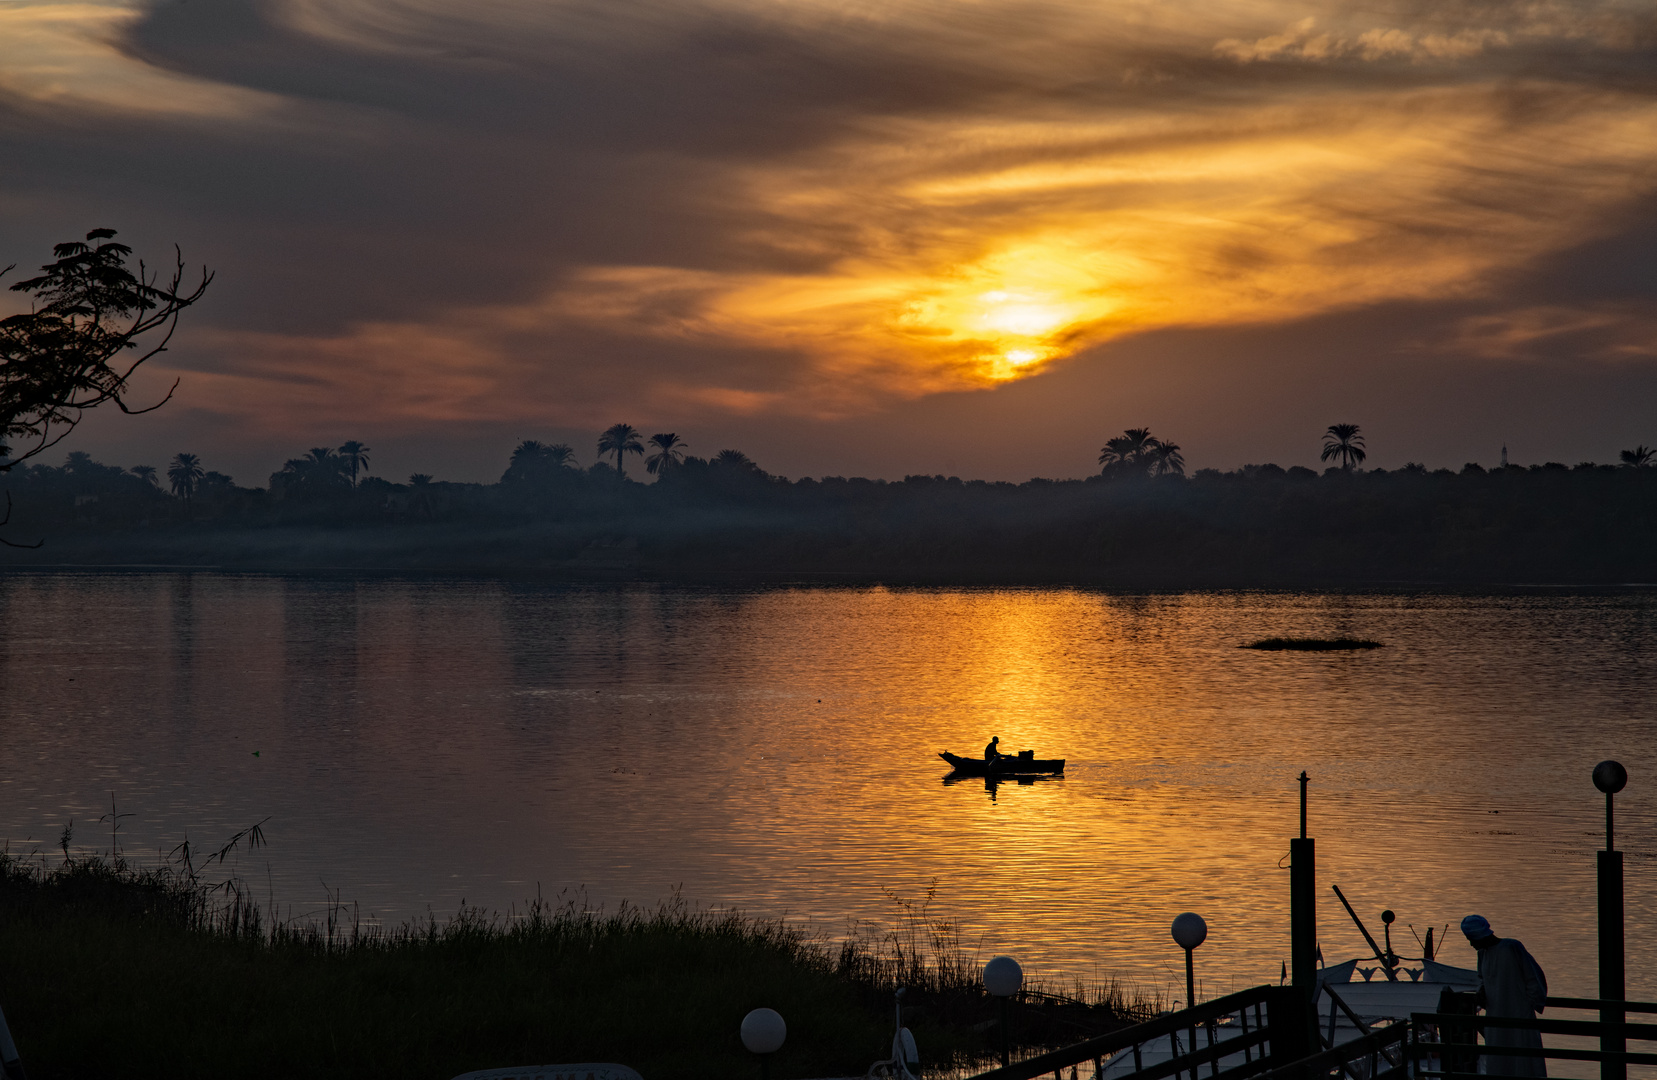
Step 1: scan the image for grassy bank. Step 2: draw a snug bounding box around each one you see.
[0,849,1151,1079]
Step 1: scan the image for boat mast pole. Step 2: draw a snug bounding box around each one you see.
[1289,771,1317,1060]
[1300,771,1308,840]
[1595,761,1628,1080]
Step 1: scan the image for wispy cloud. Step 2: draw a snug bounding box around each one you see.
[3,0,1656,444]
[1215,18,1511,63]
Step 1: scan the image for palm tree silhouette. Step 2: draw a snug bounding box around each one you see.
[167,453,204,514]
[1150,442,1185,477]
[646,433,687,475]
[1098,436,1133,468]
[1120,428,1157,461]
[597,423,644,478]
[130,465,159,487]
[338,440,371,486]
[407,473,435,518]
[1620,445,1654,468]
[714,449,755,469]
[1321,424,1367,470]
[546,443,576,469]
[506,440,546,478]
[1099,428,1163,474]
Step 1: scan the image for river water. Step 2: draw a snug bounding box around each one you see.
[2,574,1654,1002]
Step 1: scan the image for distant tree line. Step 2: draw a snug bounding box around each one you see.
[3,420,1655,583]
[3,229,1652,583]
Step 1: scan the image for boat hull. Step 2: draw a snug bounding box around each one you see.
[939,751,1065,776]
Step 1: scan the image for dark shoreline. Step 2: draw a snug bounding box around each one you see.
[8,457,1657,586]
[5,555,1657,592]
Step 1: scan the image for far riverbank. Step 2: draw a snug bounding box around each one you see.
[7,463,1657,584]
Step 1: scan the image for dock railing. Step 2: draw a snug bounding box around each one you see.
[1407,996,1657,1080]
[967,985,1297,1080]
[1254,1019,1409,1080]
[968,990,1657,1080]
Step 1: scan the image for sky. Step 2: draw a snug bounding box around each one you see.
[2,0,1655,485]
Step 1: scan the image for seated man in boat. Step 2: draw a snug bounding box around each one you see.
[984,736,1004,762]
[1462,914,1548,1077]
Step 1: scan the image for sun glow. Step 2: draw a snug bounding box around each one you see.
[978,291,1069,337]
[884,244,1129,382]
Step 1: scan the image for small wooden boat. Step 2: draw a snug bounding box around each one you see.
[939,750,1065,777]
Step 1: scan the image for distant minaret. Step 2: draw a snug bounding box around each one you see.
[1500,445,1508,468]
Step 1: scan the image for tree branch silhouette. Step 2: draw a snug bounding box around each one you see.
[0,229,209,546]
[0,229,211,472]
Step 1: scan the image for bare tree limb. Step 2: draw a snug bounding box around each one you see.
[0,231,209,473]
[0,492,43,548]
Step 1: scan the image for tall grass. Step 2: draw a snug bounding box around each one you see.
[0,838,1155,1080]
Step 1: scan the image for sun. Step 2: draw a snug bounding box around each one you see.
[884,243,1125,382]
[976,291,1070,337]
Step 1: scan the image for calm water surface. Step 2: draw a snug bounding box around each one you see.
[2,575,1654,1002]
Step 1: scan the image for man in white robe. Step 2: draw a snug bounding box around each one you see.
[1463,914,1548,1077]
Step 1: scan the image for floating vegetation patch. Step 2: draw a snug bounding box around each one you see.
[1242,636,1383,651]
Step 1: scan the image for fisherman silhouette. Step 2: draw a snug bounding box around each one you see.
[984,736,1003,762]
[1462,914,1548,1077]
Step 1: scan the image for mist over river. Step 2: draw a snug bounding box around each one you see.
[2,574,1654,1001]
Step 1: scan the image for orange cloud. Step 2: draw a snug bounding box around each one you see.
[15,0,1657,433]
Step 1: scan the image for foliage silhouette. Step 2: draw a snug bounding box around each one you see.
[338,440,371,486]
[0,229,210,470]
[1099,428,1166,477]
[503,440,578,485]
[4,437,1657,585]
[646,432,687,475]
[271,447,350,499]
[1150,442,1185,477]
[166,453,203,513]
[1620,445,1653,468]
[598,423,644,479]
[1321,424,1367,470]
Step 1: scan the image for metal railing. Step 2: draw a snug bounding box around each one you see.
[968,985,1294,1080]
[1256,1020,1409,1080]
[968,988,1657,1080]
[1408,997,1657,1080]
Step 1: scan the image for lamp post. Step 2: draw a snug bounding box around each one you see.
[1172,912,1208,1009]
[741,1008,787,1080]
[1595,760,1628,1080]
[984,955,1023,1068]
[1172,912,1208,1080]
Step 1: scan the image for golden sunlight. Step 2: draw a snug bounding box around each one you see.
[167,13,1657,424]
[885,244,1127,382]
[658,89,1657,402]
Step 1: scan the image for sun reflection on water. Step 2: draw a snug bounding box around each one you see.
[2,580,1654,1001]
